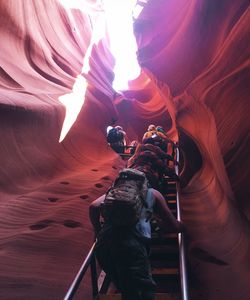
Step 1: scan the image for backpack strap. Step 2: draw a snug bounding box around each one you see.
[144,188,154,222]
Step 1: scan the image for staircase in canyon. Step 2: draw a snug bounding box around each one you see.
[64,148,189,300]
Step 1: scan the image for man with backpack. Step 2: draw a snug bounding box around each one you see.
[89,168,184,300]
[127,143,178,189]
[142,125,175,154]
[107,125,127,153]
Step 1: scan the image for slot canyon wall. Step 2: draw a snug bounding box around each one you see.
[0,0,249,299]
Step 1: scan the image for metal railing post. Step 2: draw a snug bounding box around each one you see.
[175,147,189,300]
[64,242,96,300]
[90,255,98,298]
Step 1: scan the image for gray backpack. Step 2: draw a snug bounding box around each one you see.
[101,168,148,227]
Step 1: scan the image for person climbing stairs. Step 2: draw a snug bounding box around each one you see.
[96,178,184,300]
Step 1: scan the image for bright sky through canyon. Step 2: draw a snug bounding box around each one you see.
[103,0,141,90]
[58,0,142,142]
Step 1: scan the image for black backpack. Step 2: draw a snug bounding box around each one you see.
[101,168,148,227]
[107,128,124,143]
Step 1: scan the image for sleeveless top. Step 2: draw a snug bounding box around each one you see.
[135,188,155,239]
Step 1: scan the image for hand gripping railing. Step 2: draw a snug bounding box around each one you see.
[175,146,189,300]
[64,242,98,300]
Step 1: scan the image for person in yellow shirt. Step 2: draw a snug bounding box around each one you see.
[142,124,157,143]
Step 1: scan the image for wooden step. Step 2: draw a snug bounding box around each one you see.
[151,244,179,253]
[166,205,177,211]
[166,188,176,194]
[150,252,179,263]
[151,259,179,269]
[152,267,179,276]
[151,239,178,247]
[152,232,178,239]
[166,194,176,201]
[150,245,179,260]
[167,180,177,184]
[156,294,180,300]
[151,233,178,246]
[167,199,176,204]
[154,276,180,294]
[166,200,176,210]
[166,180,177,185]
[98,292,180,300]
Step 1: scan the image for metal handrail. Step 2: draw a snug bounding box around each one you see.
[64,242,98,300]
[175,147,189,300]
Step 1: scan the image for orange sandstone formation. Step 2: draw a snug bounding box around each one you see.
[0,1,249,299]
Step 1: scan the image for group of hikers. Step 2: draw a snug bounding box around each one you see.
[107,124,178,187]
[89,124,184,300]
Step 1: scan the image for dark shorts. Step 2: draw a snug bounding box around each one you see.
[95,227,156,299]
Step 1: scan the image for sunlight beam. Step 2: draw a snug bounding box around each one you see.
[58,3,106,143]
[58,75,87,142]
[103,0,141,91]
[58,0,146,142]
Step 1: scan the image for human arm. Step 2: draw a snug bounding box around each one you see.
[142,143,174,161]
[152,189,184,233]
[127,143,143,168]
[89,194,106,237]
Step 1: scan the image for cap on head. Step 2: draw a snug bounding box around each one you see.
[156,126,165,134]
[148,124,156,131]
